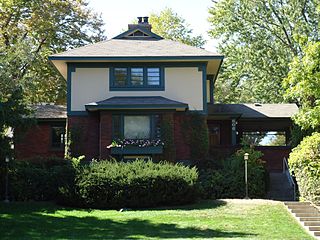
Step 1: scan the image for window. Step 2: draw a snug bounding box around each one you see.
[114,68,127,86]
[51,126,65,148]
[242,131,287,146]
[112,114,160,139]
[124,116,150,139]
[110,67,163,90]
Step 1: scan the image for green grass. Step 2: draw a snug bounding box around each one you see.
[0,199,314,240]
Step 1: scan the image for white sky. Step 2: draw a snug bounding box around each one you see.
[88,0,218,52]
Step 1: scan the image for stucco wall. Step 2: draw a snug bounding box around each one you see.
[71,67,203,111]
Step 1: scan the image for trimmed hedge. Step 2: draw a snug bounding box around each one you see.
[65,160,199,209]
[289,132,320,204]
[1,157,74,201]
[198,145,267,199]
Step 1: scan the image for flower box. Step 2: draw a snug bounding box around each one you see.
[111,146,163,155]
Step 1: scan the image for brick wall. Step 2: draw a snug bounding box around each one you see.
[15,122,65,160]
[174,113,191,160]
[99,112,112,159]
[67,112,100,160]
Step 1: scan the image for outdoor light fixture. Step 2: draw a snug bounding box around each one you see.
[244,153,249,199]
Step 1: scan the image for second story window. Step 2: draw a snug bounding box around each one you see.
[110,67,164,91]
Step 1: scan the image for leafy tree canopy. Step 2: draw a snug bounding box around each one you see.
[0,0,106,104]
[284,41,320,130]
[208,0,320,103]
[149,7,206,48]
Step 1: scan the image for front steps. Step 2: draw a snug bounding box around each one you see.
[284,201,320,239]
[268,172,294,201]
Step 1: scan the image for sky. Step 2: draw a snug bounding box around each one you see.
[88,0,218,52]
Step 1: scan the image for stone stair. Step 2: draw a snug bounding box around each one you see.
[284,201,320,239]
[267,172,294,201]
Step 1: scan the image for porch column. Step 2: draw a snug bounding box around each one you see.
[231,118,237,145]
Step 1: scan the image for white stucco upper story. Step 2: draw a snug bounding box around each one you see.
[71,67,205,111]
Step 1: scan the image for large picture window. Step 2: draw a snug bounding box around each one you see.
[124,116,150,139]
[110,67,164,90]
[112,114,160,139]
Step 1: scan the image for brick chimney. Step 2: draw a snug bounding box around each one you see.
[128,16,151,31]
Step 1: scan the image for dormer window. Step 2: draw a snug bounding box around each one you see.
[110,66,164,91]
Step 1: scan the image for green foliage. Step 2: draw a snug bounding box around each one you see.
[208,0,320,103]
[65,126,85,158]
[0,0,106,104]
[0,88,34,160]
[69,160,199,209]
[288,132,320,204]
[198,145,267,199]
[160,115,176,161]
[6,158,74,201]
[149,7,206,48]
[182,113,209,160]
[284,41,320,130]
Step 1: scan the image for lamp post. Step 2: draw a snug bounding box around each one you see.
[244,153,249,199]
[4,156,10,203]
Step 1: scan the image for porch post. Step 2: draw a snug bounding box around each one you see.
[231,118,237,145]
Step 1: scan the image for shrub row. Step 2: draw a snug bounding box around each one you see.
[289,132,320,204]
[64,160,199,209]
[197,145,267,199]
[1,158,198,209]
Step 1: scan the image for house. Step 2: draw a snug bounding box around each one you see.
[15,17,298,172]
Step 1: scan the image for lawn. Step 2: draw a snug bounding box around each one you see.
[0,199,313,240]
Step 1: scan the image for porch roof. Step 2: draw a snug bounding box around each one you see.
[208,103,298,119]
[85,96,188,111]
[32,104,67,119]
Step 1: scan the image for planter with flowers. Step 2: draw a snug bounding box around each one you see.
[108,139,164,155]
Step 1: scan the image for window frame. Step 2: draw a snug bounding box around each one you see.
[110,66,164,91]
[112,114,160,140]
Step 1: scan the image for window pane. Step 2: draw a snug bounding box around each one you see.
[52,126,65,148]
[124,116,150,139]
[114,68,127,86]
[131,68,143,86]
[147,68,160,85]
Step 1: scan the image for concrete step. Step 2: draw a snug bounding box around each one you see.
[314,231,320,236]
[295,212,320,217]
[291,209,319,213]
[309,226,320,231]
[304,221,320,227]
[300,217,320,221]
[284,201,311,205]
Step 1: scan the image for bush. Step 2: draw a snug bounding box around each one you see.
[7,158,75,201]
[288,132,320,204]
[65,159,199,209]
[198,145,267,199]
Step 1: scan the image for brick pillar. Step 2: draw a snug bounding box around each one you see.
[174,113,191,160]
[100,111,112,159]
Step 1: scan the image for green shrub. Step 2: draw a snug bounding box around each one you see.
[7,158,75,201]
[67,159,199,209]
[198,145,267,199]
[288,132,320,204]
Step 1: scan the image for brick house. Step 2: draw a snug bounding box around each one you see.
[15,17,298,172]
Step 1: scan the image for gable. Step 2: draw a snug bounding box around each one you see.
[113,26,163,40]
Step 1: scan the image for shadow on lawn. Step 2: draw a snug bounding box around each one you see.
[0,202,255,240]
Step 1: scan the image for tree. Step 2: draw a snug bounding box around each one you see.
[283,41,320,130]
[208,0,320,103]
[0,0,106,104]
[149,7,206,48]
